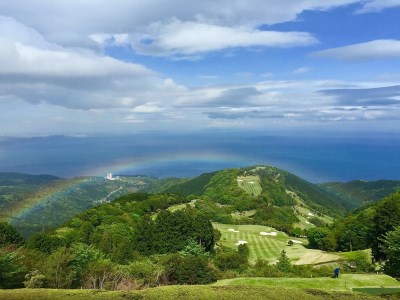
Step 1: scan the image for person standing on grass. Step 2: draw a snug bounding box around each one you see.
[333,267,340,278]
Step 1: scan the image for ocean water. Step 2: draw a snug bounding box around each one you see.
[0,132,399,183]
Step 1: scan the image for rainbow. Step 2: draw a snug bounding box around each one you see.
[8,150,255,222]
[80,150,253,177]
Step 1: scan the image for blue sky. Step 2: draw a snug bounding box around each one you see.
[0,0,400,136]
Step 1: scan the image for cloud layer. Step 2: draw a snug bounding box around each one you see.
[0,1,400,135]
[313,40,400,61]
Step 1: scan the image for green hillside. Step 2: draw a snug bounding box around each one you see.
[0,174,159,238]
[318,180,400,209]
[154,171,217,196]
[0,285,389,300]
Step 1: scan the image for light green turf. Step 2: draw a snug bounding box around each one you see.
[214,274,400,291]
[213,223,341,264]
[0,285,386,300]
[237,175,262,196]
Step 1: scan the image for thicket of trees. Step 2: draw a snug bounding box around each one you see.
[306,191,400,276]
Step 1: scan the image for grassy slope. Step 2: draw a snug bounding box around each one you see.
[214,274,400,291]
[0,286,389,300]
[237,175,263,196]
[214,223,341,264]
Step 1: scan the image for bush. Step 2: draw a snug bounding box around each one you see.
[163,253,217,285]
[24,270,46,288]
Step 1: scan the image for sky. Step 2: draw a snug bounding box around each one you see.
[1,0,400,137]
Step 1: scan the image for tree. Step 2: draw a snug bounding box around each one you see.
[163,253,217,285]
[371,192,400,261]
[238,244,250,260]
[381,226,400,277]
[276,250,291,273]
[0,249,25,288]
[27,232,64,254]
[0,222,24,247]
[307,227,336,251]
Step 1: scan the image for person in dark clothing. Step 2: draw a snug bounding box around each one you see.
[333,267,340,278]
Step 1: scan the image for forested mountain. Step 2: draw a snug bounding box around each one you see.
[318,180,400,209]
[2,166,398,239]
[149,166,347,217]
[0,174,159,238]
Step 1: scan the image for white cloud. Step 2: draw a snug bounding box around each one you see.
[0,0,370,57]
[127,20,317,58]
[0,16,183,110]
[292,67,310,74]
[355,0,400,13]
[312,40,400,61]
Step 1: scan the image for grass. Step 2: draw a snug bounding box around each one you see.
[0,285,390,300]
[214,274,400,291]
[237,175,262,196]
[213,223,341,264]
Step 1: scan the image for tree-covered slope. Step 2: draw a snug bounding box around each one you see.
[148,171,217,196]
[318,180,400,209]
[0,174,160,238]
[153,166,347,217]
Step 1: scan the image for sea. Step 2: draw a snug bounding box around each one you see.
[1,131,399,183]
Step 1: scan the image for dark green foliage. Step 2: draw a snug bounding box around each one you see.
[283,172,346,216]
[159,172,217,196]
[0,222,24,247]
[1,175,161,239]
[238,244,250,260]
[381,226,400,277]
[27,232,65,254]
[276,250,291,273]
[347,251,374,273]
[371,191,400,260]
[0,172,60,186]
[163,253,217,284]
[319,180,400,209]
[0,249,26,288]
[253,206,299,233]
[203,169,253,206]
[194,200,234,223]
[307,227,336,251]
[332,207,375,252]
[214,247,248,271]
[254,168,295,206]
[91,223,135,263]
[134,208,215,255]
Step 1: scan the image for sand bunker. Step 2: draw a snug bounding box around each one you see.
[308,212,314,216]
[228,228,240,233]
[305,221,311,224]
[290,240,303,244]
[260,231,277,236]
[235,240,248,245]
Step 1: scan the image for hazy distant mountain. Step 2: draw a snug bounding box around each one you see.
[318,180,400,210]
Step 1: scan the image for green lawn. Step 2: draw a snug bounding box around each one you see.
[214,223,341,264]
[0,285,388,300]
[237,175,262,196]
[214,274,400,292]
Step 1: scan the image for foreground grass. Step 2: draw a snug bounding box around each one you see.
[214,274,400,291]
[0,285,392,300]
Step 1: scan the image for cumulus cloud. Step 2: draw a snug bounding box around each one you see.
[312,40,400,61]
[0,0,375,57]
[0,16,184,110]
